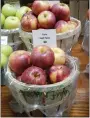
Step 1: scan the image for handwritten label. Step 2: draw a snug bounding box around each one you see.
[32,29,57,48]
[1,36,8,45]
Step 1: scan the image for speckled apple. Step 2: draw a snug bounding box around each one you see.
[49,65,70,83]
[51,47,66,65]
[51,3,70,21]
[21,12,38,32]
[55,20,69,33]
[38,10,56,29]
[32,1,50,16]
[31,45,55,69]
[21,66,47,85]
[9,50,31,75]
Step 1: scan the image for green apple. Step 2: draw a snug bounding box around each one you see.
[1,13,5,27]
[16,6,31,20]
[1,53,8,68]
[1,45,13,57]
[2,4,17,17]
[4,16,20,29]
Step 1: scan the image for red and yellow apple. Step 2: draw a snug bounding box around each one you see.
[51,3,70,21]
[67,20,77,30]
[21,12,38,32]
[55,20,69,33]
[32,0,50,16]
[51,47,66,65]
[38,11,56,29]
[21,66,47,85]
[31,45,55,69]
[9,50,31,75]
[49,65,70,83]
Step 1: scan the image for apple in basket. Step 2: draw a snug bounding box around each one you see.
[2,4,17,17]
[8,50,31,75]
[51,47,66,65]
[49,65,70,83]
[4,16,20,29]
[51,3,70,21]
[16,6,32,20]
[21,66,47,85]
[55,20,69,33]
[31,45,55,69]
[21,11,38,32]
[67,20,77,30]
[32,0,50,16]
[38,11,56,29]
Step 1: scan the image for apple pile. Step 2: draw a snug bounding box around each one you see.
[1,45,13,68]
[8,45,71,85]
[21,1,78,33]
[1,4,31,29]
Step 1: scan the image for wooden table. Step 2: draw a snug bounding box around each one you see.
[1,37,89,117]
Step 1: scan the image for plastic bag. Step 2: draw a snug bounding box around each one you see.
[5,55,80,116]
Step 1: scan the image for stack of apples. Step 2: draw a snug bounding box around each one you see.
[8,45,71,85]
[1,4,31,29]
[21,1,78,33]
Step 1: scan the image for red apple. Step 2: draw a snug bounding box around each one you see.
[32,0,50,16]
[9,50,31,75]
[21,11,38,32]
[49,65,70,83]
[86,9,90,20]
[31,45,55,69]
[55,20,69,33]
[38,11,56,29]
[51,3,70,21]
[21,66,47,85]
[67,20,77,30]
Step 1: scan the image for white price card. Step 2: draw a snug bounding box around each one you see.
[32,29,57,48]
[1,36,8,45]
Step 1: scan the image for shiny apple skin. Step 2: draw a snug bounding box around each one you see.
[9,50,31,76]
[55,20,69,33]
[21,66,47,85]
[49,65,70,83]
[31,45,55,69]
[32,0,50,16]
[51,3,70,21]
[21,12,38,32]
[38,10,56,29]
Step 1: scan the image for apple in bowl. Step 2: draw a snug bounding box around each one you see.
[49,65,70,83]
[55,20,69,33]
[31,45,55,69]
[51,47,66,65]
[32,0,50,16]
[21,12,38,32]
[21,66,47,85]
[38,10,56,29]
[8,50,31,75]
[51,3,70,21]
